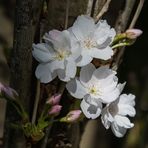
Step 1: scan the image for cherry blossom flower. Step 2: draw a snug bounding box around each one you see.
[101,94,136,137]
[66,63,124,119]
[69,15,116,66]
[32,30,80,83]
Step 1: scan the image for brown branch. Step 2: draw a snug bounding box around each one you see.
[95,0,112,22]
[129,0,145,29]
[86,0,94,16]
[64,0,70,29]
[115,0,136,33]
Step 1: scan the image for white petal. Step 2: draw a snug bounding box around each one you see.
[80,63,96,85]
[65,57,76,79]
[90,46,113,60]
[50,60,65,73]
[93,66,116,81]
[66,78,87,99]
[32,43,54,62]
[43,30,71,50]
[76,51,93,67]
[101,107,112,129]
[70,47,82,61]
[95,20,116,44]
[68,31,82,60]
[80,98,102,119]
[57,69,70,82]
[118,94,136,106]
[118,104,136,117]
[43,30,61,47]
[61,30,71,50]
[35,63,57,83]
[117,82,126,94]
[114,115,134,128]
[101,114,111,129]
[111,122,127,138]
[101,88,120,103]
[101,76,118,94]
[72,15,95,41]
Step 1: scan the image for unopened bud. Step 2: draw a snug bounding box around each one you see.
[61,110,82,123]
[0,82,18,99]
[126,29,143,39]
[46,94,61,105]
[48,105,62,116]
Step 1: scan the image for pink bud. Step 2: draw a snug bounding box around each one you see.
[48,105,62,116]
[126,29,143,39]
[46,94,62,105]
[66,110,82,122]
[0,82,18,99]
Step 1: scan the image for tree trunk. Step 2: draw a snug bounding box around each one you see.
[4,0,44,147]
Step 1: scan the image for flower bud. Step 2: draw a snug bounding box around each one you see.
[0,82,18,99]
[126,29,143,39]
[48,105,62,116]
[46,94,61,105]
[60,110,82,123]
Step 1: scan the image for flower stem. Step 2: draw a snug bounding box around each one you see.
[31,80,40,124]
[112,42,132,49]
[111,33,127,45]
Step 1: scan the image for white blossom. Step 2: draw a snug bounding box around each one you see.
[32,30,80,83]
[80,95,102,119]
[69,15,116,66]
[66,63,124,119]
[101,94,136,137]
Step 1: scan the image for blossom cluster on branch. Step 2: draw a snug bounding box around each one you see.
[32,15,141,137]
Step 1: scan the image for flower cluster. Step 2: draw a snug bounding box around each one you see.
[33,15,115,83]
[32,15,137,137]
[66,63,136,137]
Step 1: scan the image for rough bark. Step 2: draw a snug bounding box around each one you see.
[4,0,44,148]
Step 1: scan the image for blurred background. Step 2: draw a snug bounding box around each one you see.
[0,0,148,148]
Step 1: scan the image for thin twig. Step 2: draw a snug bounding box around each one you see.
[64,0,70,29]
[95,0,112,22]
[31,80,40,124]
[129,0,145,29]
[86,0,94,16]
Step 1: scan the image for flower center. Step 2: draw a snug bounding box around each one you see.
[89,87,97,94]
[83,38,96,49]
[89,85,102,96]
[55,50,70,60]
